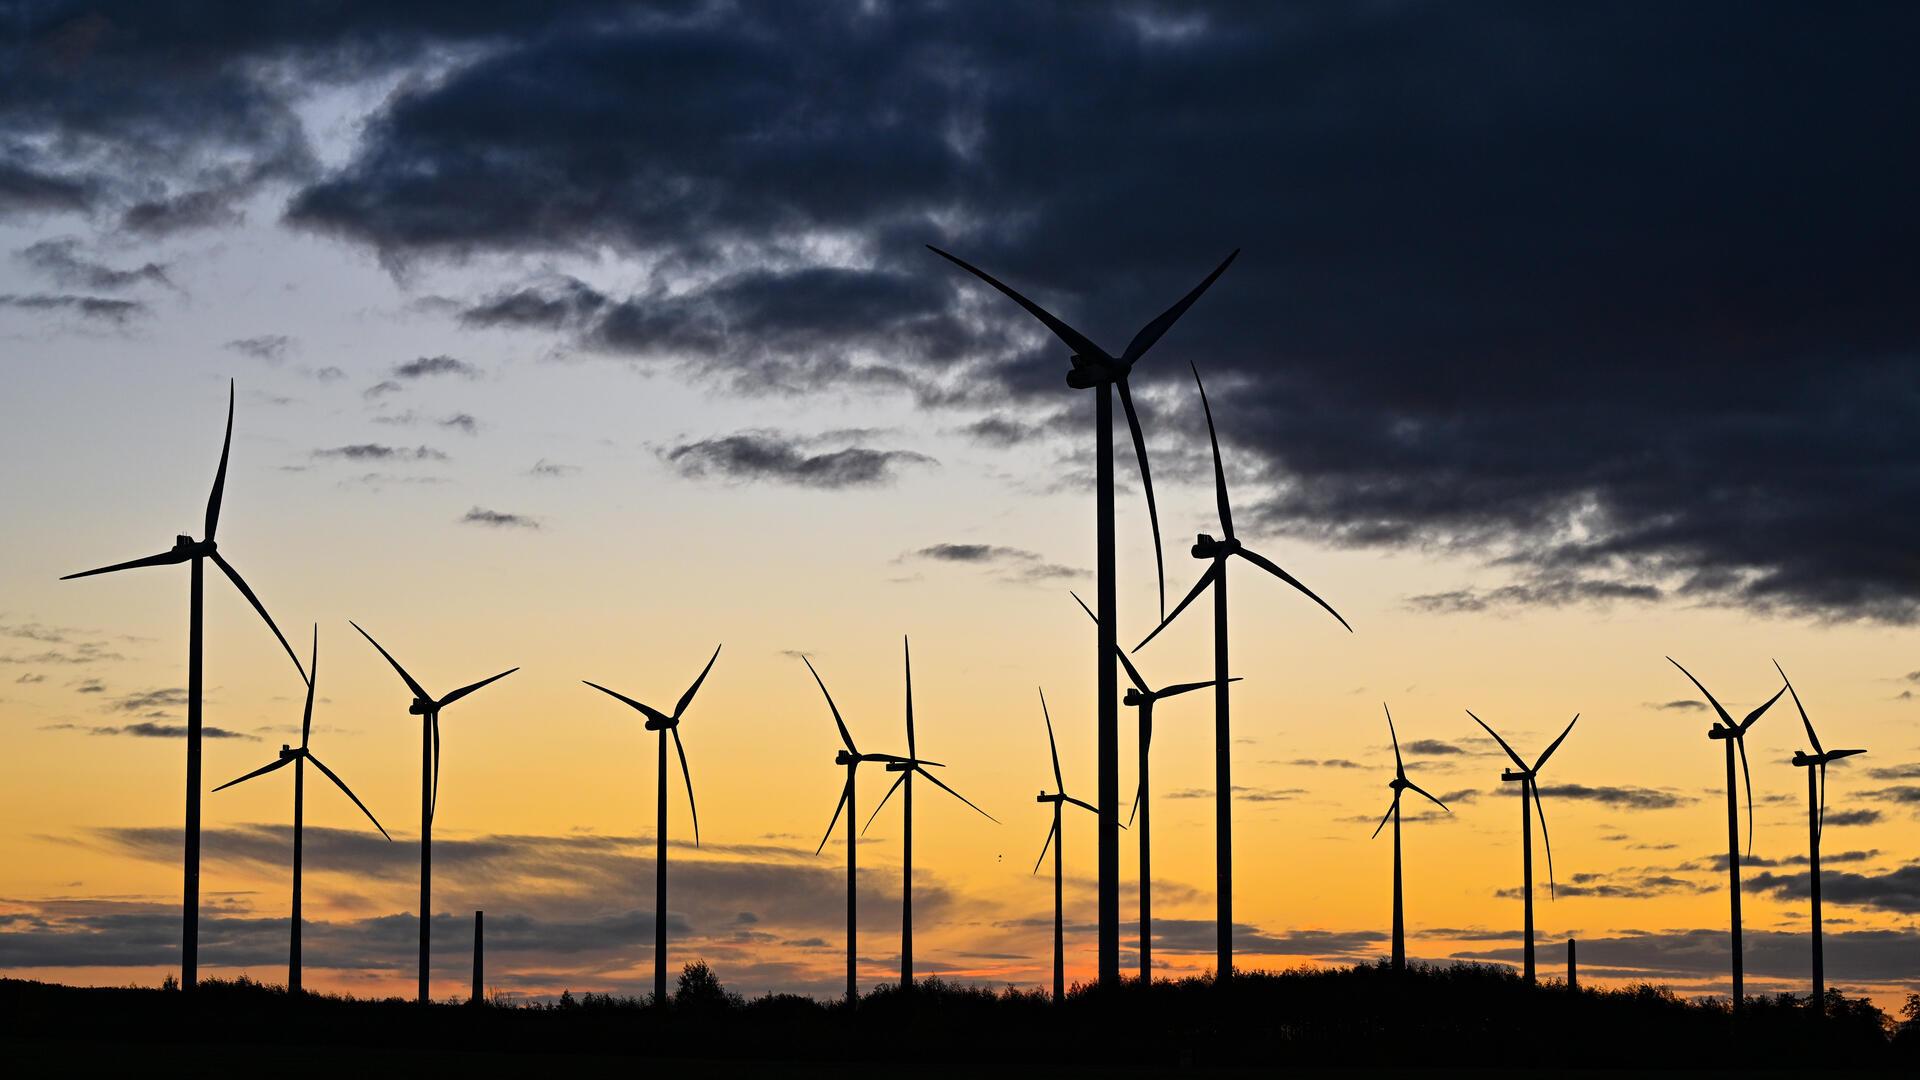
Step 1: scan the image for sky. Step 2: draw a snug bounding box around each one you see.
[1,1,1917,1008]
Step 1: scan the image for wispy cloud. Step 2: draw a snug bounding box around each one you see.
[460,507,539,529]
[663,431,934,490]
[393,355,478,379]
[312,444,448,462]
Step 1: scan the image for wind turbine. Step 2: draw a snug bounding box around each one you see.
[1465,709,1578,985]
[1773,660,1861,1012]
[61,378,305,990]
[1032,688,1096,1002]
[1134,363,1351,980]
[212,626,389,994]
[862,636,996,987]
[582,644,721,1004]
[352,621,517,1003]
[928,244,1236,986]
[1370,705,1449,972]
[1071,590,1233,982]
[805,655,909,1004]
[1667,657,1785,1016]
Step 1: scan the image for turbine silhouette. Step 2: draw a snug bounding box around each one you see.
[61,379,305,990]
[1134,362,1350,979]
[1773,660,1863,1014]
[1667,657,1785,1016]
[928,244,1236,985]
[862,636,996,987]
[1466,709,1577,985]
[1032,688,1096,1003]
[352,621,517,1003]
[1370,705,1449,972]
[583,644,721,1004]
[805,655,909,1004]
[213,626,389,994]
[1071,590,1233,982]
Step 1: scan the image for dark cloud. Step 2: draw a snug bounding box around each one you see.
[1407,577,1663,614]
[1865,763,1920,781]
[105,686,186,713]
[1285,758,1364,770]
[1166,785,1303,803]
[1746,863,1920,914]
[903,543,1079,584]
[958,414,1050,447]
[0,161,93,215]
[17,238,169,290]
[1456,928,1919,984]
[528,458,579,477]
[1860,785,1920,806]
[0,293,145,322]
[1823,808,1884,827]
[362,379,403,399]
[440,413,479,435]
[663,431,934,490]
[1648,700,1708,712]
[224,334,293,362]
[1148,920,1385,959]
[392,354,478,379]
[1534,784,1694,810]
[15,673,46,684]
[312,444,448,462]
[1494,871,1709,901]
[1404,739,1468,756]
[460,507,539,529]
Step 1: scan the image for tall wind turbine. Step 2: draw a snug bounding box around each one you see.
[806,656,908,1004]
[1370,705,1449,972]
[928,244,1236,986]
[862,636,996,987]
[1135,363,1351,980]
[1667,658,1785,1016]
[61,378,306,990]
[1465,710,1578,985]
[1071,591,1233,982]
[1774,661,1863,1013]
[352,621,517,1003]
[582,645,721,1004]
[213,626,389,994]
[1032,688,1096,1002]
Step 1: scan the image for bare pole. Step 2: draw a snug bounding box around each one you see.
[656,728,669,1003]
[1521,776,1535,984]
[183,555,203,991]
[1054,802,1066,1002]
[1724,736,1743,1014]
[1391,797,1404,971]
[902,769,914,987]
[472,911,484,1005]
[1095,384,1120,989]
[846,765,857,1005]
[1138,714,1151,983]
[1808,763,1823,1011]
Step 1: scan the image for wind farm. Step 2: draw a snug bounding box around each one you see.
[3,2,1919,1071]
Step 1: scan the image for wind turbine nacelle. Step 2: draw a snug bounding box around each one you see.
[834,750,857,765]
[1122,688,1145,706]
[1500,769,1529,783]
[408,699,433,715]
[1191,534,1237,559]
[644,716,673,731]
[1707,725,1735,741]
[884,760,913,772]
[1790,750,1814,767]
[1065,365,1109,389]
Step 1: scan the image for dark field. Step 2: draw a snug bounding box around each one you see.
[3,962,1915,1074]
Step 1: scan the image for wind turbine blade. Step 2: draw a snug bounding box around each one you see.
[1234,546,1352,633]
[1740,684,1787,734]
[307,752,391,841]
[1405,780,1450,813]
[1816,759,1826,842]
[1033,818,1057,875]
[1825,748,1867,761]
[1465,710,1531,774]
[903,636,915,761]
[350,621,430,702]
[1073,591,1150,692]
[671,727,700,847]
[1532,781,1556,900]
[61,548,191,579]
[816,778,851,856]
[1192,362,1233,540]
[440,668,517,709]
[1116,377,1166,622]
[1120,250,1240,365]
[430,712,441,824]
[1063,795,1097,815]
[1532,714,1579,773]
[209,552,305,682]
[673,644,722,720]
[1040,688,1063,792]
[1385,703,1402,773]
[801,656,858,754]
[582,680,657,719]
[1738,735,1755,857]
[211,756,292,792]
[205,379,233,541]
[917,766,997,823]
[925,246,1111,365]
[1665,657,1735,729]
[1133,562,1220,652]
[1157,677,1236,698]
[862,772,908,835]
[1127,781,1144,829]
[1773,660,1821,756]
[301,626,318,748]
[1371,794,1398,840]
